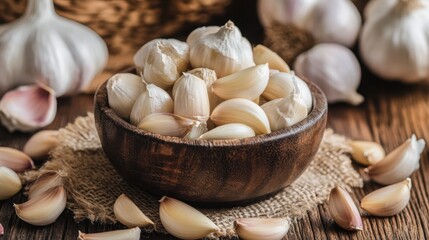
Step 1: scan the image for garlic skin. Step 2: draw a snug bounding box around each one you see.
[28,171,65,200]
[0,147,34,172]
[0,84,57,132]
[0,166,22,200]
[361,178,411,217]
[114,194,154,228]
[138,113,196,137]
[107,73,145,119]
[130,83,174,126]
[253,44,290,72]
[294,43,364,105]
[78,227,141,240]
[23,130,59,159]
[348,140,385,166]
[360,0,429,82]
[184,121,208,140]
[258,0,361,47]
[234,218,290,240]
[262,95,308,131]
[328,187,363,231]
[0,0,108,96]
[189,21,254,77]
[159,196,220,239]
[365,134,425,185]
[199,123,256,140]
[134,39,189,89]
[187,26,220,47]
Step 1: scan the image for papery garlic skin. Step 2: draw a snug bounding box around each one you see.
[199,123,256,140]
[234,218,290,240]
[134,39,189,89]
[294,43,364,105]
[0,0,108,96]
[360,0,429,82]
[114,194,154,228]
[0,147,34,172]
[189,21,254,77]
[328,187,363,231]
[23,130,59,159]
[262,95,308,131]
[78,227,141,240]
[0,166,22,200]
[107,73,145,119]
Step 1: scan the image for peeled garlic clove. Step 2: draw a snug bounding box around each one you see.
[212,64,269,100]
[0,84,57,132]
[130,83,174,126]
[0,166,22,200]
[199,123,255,140]
[0,147,34,172]
[253,44,290,72]
[113,194,154,228]
[190,21,254,77]
[138,113,195,137]
[365,134,425,185]
[134,39,189,89]
[294,43,364,105]
[261,95,308,131]
[106,73,145,119]
[187,26,220,47]
[14,186,66,226]
[234,218,289,240]
[184,121,208,139]
[159,196,220,239]
[78,227,141,240]
[211,98,271,135]
[328,187,363,231]
[173,73,210,121]
[28,171,65,200]
[348,140,385,166]
[23,130,59,159]
[361,178,412,217]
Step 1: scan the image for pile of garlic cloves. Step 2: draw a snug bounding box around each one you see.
[327,134,425,231]
[107,21,313,140]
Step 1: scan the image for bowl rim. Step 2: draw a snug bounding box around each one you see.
[94,68,328,147]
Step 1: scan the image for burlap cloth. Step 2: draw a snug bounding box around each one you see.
[23,113,363,238]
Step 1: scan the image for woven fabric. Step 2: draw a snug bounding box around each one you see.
[23,113,363,237]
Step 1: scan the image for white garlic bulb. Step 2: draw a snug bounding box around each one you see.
[134,39,189,89]
[0,0,108,97]
[186,26,220,47]
[294,43,364,105]
[258,0,361,47]
[360,0,429,82]
[189,21,254,77]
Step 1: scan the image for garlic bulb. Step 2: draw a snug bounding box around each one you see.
[360,0,429,82]
[134,38,189,89]
[0,0,108,96]
[187,26,220,47]
[258,0,361,47]
[294,43,364,105]
[189,21,254,77]
[0,84,57,132]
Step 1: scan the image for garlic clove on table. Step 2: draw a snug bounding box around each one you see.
[328,186,363,231]
[78,227,141,240]
[113,194,154,228]
[0,166,22,200]
[23,130,59,159]
[0,147,34,172]
[234,218,290,240]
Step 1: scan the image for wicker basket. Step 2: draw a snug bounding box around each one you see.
[0,0,231,92]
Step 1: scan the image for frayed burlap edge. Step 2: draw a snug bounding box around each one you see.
[22,113,363,238]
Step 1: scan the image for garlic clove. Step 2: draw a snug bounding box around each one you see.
[130,83,174,126]
[328,186,363,231]
[199,123,255,140]
[0,166,22,200]
[107,73,145,119]
[28,170,66,200]
[212,64,269,101]
[159,196,220,239]
[137,113,196,137]
[134,39,189,89]
[78,227,141,240]
[253,44,290,72]
[0,84,57,132]
[14,186,66,226]
[234,218,289,240]
[348,140,385,166]
[184,121,208,140]
[261,95,308,131]
[23,130,59,159]
[113,194,154,228]
[361,178,412,217]
[173,73,210,122]
[295,75,313,113]
[262,72,295,101]
[365,134,425,185]
[187,26,220,47]
[0,223,3,235]
[0,147,34,172]
[211,98,271,135]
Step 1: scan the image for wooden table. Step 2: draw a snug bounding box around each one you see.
[2,0,429,239]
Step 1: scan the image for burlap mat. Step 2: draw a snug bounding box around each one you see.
[23,113,363,238]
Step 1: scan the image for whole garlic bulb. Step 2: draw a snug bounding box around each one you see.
[294,43,364,105]
[189,21,254,77]
[258,0,361,47]
[360,0,429,82]
[0,0,108,97]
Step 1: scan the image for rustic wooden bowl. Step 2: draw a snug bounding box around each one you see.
[94,74,327,206]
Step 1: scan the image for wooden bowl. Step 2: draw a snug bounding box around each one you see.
[94,73,327,206]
